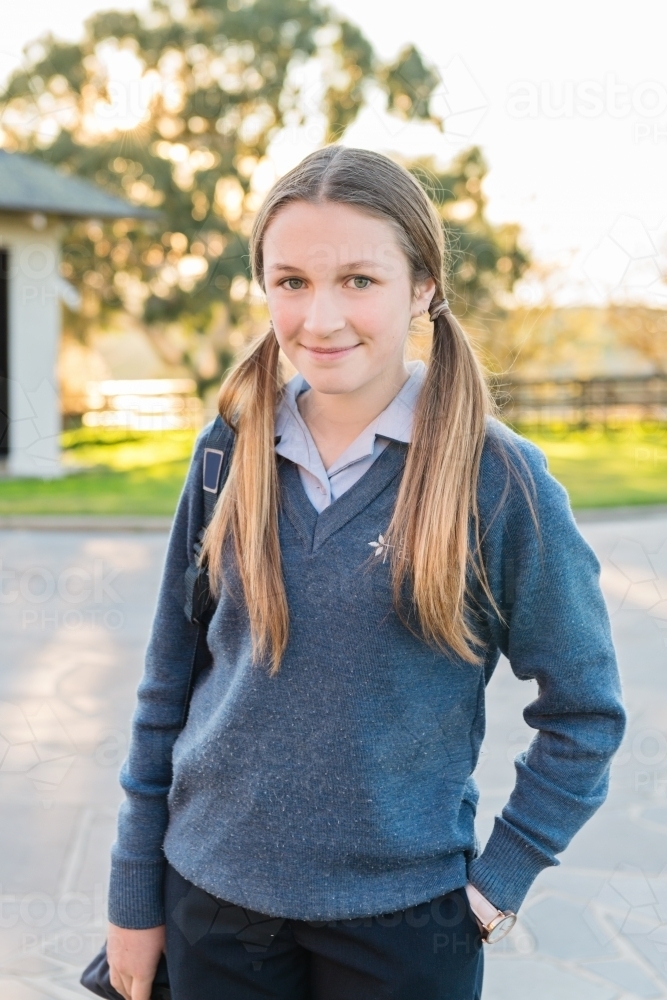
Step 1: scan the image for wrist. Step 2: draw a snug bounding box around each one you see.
[465,882,517,945]
[465,883,499,925]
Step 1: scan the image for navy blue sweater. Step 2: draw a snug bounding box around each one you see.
[108,418,626,928]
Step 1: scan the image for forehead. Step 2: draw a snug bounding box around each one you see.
[263,200,406,273]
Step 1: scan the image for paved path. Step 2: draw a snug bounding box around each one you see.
[0,514,665,999]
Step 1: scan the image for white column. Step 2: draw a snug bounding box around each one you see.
[0,213,63,478]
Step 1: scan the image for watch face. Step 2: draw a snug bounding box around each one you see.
[485,912,517,944]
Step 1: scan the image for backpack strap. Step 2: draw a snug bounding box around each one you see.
[201,415,234,526]
[183,415,236,626]
[180,416,236,730]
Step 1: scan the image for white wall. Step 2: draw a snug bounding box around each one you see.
[0,213,63,477]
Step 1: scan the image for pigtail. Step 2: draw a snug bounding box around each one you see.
[385,299,496,662]
[200,327,289,675]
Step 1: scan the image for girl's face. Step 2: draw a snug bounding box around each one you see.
[262,201,435,395]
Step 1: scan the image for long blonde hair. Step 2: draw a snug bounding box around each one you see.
[201,145,507,674]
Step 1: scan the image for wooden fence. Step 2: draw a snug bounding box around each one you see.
[492,374,667,425]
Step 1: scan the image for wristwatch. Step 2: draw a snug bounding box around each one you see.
[465,883,517,944]
[475,908,517,944]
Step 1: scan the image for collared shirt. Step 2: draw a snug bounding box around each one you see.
[274,359,426,513]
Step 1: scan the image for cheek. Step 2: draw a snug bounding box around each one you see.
[357,288,407,329]
[266,294,301,337]
[356,300,407,351]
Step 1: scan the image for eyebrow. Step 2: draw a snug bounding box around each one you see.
[267,259,385,273]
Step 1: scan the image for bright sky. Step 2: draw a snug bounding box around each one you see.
[4,0,667,307]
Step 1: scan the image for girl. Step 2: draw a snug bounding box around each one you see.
[106,146,626,1000]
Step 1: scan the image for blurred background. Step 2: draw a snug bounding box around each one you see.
[1,4,667,1000]
[0,0,666,510]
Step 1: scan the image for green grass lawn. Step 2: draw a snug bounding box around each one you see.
[0,423,665,516]
[518,423,667,509]
[0,429,197,515]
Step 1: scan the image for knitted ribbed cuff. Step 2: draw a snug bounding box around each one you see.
[467,817,556,913]
[108,857,167,929]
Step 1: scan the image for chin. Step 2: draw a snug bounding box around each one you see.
[303,370,366,395]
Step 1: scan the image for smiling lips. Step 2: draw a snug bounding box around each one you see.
[302,344,360,357]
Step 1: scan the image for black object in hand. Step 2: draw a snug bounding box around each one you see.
[80,941,170,1000]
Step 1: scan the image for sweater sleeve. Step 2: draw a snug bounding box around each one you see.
[467,428,627,914]
[107,425,211,928]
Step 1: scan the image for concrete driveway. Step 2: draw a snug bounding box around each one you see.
[0,512,665,999]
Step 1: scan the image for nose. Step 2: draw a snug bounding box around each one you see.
[302,291,346,339]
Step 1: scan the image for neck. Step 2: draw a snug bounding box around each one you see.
[296,358,411,470]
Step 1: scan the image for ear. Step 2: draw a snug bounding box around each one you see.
[410,276,437,318]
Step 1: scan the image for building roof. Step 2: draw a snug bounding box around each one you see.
[0,149,159,219]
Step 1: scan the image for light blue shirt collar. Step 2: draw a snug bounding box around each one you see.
[274,359,426,482]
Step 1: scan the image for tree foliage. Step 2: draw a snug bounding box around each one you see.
[405,146,530,316]
[0,0,529,388]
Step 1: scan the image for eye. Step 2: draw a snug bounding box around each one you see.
[281,278,305,290]
[348,275,372,289]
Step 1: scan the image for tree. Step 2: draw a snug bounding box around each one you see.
[0,0,444,392]
[0,2,531,392]
[399,147,532,375]
[405,146,529,316]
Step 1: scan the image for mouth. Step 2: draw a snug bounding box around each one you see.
[301,344,360,358]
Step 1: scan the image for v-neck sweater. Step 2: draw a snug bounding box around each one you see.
[108,417,626,928]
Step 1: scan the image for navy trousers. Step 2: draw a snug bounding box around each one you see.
[164,862,483,1000]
